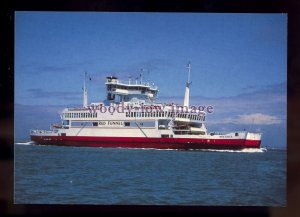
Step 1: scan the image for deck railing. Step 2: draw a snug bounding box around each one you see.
[30,129,59,135]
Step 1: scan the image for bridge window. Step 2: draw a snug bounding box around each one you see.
[125,122,130,126]
[93,122,98,126]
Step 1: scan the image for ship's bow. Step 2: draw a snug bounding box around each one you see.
[245,132,262,148]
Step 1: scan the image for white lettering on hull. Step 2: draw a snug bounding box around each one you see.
[98,121,124,126]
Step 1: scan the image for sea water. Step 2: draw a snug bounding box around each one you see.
[14,144,286,205]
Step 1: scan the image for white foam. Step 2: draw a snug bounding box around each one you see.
[14,143,267,153]
[195,147,267,153]
[109,147,267,153]
[115,147,176,151]
[109,147,180,151]
[15,141,35,146]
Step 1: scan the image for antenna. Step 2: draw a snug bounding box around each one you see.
[140,68,144,84]
[128,75,132,85]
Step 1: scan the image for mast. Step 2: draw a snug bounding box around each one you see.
[183,62,192,108]
[140,68,144,84]
[83,72,88,108]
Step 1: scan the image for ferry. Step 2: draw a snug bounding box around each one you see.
[30,63,262,150]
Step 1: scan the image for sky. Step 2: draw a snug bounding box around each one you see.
[15,12,287,148]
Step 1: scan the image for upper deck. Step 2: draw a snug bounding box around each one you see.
[105,76,159,103]
[105,76,158,90]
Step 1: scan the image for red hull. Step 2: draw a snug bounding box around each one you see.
[30,136,261,150]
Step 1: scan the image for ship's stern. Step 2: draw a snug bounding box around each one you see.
[30,129,61,145]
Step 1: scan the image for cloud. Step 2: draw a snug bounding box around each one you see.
[159,82,286,127]
[222,113,282,125]
[160,89,286,116]
[20,63,75,74]
[96,58,172,81]
[27,88,81,100]
[15,104,67,141]
[35,65,73,72]
[138,58,173,71]
[178,82,285,114]
[20,59,97,74]
[241,82,286,95]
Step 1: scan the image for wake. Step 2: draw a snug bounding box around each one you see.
[15,141,35,146]
[196,147,267,153]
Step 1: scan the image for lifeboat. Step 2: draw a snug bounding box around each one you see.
[52,124,62,129]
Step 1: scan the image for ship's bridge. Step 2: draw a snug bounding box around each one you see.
[105,76,159,104]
